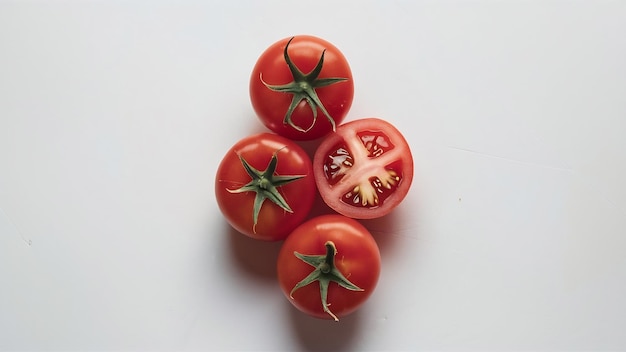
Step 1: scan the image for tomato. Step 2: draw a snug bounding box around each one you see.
[313,118,414,219]
[277,215,381,321]
[250,35,354,141]
[215,133,316,241]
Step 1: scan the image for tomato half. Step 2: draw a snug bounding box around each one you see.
[215,133,316,241]
[277,215,381,321]
[250,35,354,141]
[313,118,414,219]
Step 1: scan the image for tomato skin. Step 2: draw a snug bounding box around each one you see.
[277,215,381,320]
[313,118,414,219]
[250,35,354,141]
[215,133,316,241]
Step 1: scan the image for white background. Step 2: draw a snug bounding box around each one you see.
[1,1,625,350]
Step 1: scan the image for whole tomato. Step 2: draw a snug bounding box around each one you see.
[313,118,414,219]
[277,215,381,321]
[215,133,316,241]
[250,35,354,141]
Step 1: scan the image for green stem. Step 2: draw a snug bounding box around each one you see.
[261,36,348,133]
[291,240,364,321]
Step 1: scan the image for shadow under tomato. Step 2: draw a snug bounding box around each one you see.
[358,203,415,258]
[285,300,363,352]
[226,220,283,283]
[306,190,336,220]
[294,137,324,161]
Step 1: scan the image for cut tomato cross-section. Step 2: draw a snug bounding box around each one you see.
[313,118,413,219]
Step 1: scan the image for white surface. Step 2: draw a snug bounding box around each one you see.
[1,0,625,350]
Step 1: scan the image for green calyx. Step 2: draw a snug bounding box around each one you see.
[227,149,305,232]
[290,241,363,321]
[261,37,348,133]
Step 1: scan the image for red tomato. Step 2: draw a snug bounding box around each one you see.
[215,133,316,241]
[313,118,414,219]
[250,35,354,141]
[277,215,381,321]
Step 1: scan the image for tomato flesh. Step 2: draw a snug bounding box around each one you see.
[322,142,352,185]
[314,118,413,219]
[339,160,404,209]
[358,130,396,156]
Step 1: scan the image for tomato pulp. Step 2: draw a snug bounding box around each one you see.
[313,118,414,219]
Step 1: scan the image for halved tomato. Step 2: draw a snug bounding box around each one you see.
[313,118,413,219]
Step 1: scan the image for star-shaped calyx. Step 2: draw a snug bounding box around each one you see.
[261,37,348,133]
[227,149,305,232]
[290,241,363,321]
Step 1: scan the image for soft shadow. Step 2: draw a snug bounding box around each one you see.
[306,191,336,220]
[286,301,363,352]
[226,221,282,283]
[246,115,273,136]
[295,137,324,161]
[359,204,417,256]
